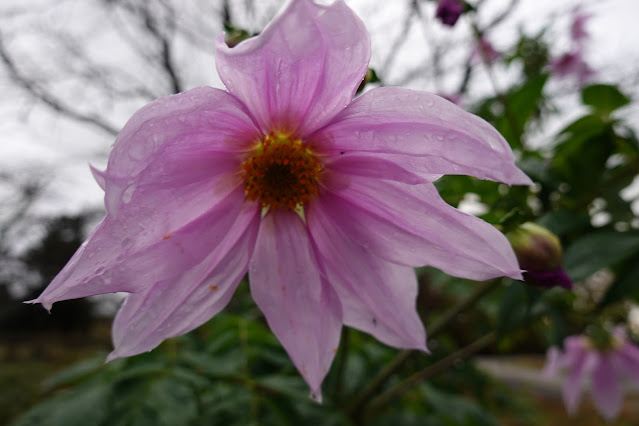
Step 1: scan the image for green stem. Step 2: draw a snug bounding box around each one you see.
[344,279,501,417]
[364,332,496,418]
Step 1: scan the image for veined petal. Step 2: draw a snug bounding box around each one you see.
[108,203,260,360]
[215,0,370,136]
[32,187,247,310]
[312,87,532,185]
[104,86,260,216]
[108,86,257,176]
[591,355,622,421]
[308,199,426,350]
[321,176,522,280]
[249,211,342,399]
[324,153,428,185]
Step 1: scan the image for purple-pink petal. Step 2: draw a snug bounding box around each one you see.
[613,343,639,386]
[591,354,622,421]
[32,187,247,310]
[215,0,370,137]
[562,348,590,414]
[324,153,428,185]
[249,211,342,400]
[308,198,427,350]
[108,202,259,360]
[319,176,522,281]
[312,87,531,186]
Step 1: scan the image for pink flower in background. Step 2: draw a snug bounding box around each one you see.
[543,329,639,421]
[474,37,500,64]
[31,0,530,398]
[435,0,464,27]
[571,9,592,44]
[550,50,595,85]
[550,7,595,85]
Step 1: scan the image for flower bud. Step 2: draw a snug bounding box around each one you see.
[507,222,573,290]
[435,0,464,27]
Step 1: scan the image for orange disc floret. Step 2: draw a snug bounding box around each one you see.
[241,133,323,211]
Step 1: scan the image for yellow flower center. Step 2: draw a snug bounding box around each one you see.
[241,133,323,211]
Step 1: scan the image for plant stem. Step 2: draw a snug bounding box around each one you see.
[345,279,501,417]
[364,332,496,418]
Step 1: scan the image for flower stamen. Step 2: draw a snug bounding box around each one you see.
[241,133,322,211]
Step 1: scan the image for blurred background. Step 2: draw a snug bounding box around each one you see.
[2,0,639,424]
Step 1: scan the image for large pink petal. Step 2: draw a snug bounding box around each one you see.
[32,187,248,310]
[308,199,427,350]
[103,86,260,217]
[319,176,522,281]
[324,152,429,184]
[215,0,370,136]
[108,203,260,360]
[591,355,622,421]
[311,87,532,185]
[249,211,342,400]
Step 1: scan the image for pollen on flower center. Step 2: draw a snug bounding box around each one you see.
[241,133,323,211]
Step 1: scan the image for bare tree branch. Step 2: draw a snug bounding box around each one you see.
[0,31,119,136]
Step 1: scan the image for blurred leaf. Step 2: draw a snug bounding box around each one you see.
[536,209,590,236]
[564,231,639,281]
[600,256,639,305]
[497,281,529,335]
[12,383,111,426]
[582,84,630,116]
[107,375,198,426]
[41,354,108,391]
[495,74,548,148]
[551,115,613,200]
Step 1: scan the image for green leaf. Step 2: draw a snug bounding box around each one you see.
[40,354,108,391]
[536,209,590,236]
[564,231,639,281]
[11,383,111,426]
[497,281,529,335]
[582,84,630,115]
[107,376,198,426]
[550,115,613,199]
[601,255,639,305]
[495,74,548,149]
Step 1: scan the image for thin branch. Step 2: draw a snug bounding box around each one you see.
[364,332,496,417]
[0,31,119,136]
[345,280,501,418]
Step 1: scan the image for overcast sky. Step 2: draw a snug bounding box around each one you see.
[1,0,638,220]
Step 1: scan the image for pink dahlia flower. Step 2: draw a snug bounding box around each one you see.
[543,330,639,421]
[32,0,530,398]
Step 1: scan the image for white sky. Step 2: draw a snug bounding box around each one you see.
[1,0,638,219]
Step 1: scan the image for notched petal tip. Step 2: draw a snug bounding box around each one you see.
[24,297,52,312]
[89,164,107,191]
[309,390,323,404]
